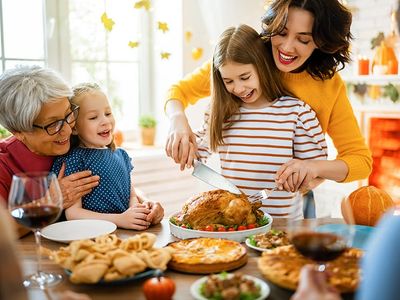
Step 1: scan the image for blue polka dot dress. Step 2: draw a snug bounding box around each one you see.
[51,147,133,213]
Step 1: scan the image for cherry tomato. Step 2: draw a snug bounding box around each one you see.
[237,225,247,231]
[205,225,214,231]
[181,224,187,229]
[217,227,226,232]
[247,223,257,229]
[228,227,236,231]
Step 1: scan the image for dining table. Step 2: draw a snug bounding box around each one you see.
[18,218,355,300]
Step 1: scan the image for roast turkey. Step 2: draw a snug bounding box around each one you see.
[175,189,263,229]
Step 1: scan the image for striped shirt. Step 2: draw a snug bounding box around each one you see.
[196,96,328,218]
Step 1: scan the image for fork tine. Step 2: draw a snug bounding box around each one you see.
[248,187,277,203]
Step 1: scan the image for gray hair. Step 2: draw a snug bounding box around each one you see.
[0,65,72,132]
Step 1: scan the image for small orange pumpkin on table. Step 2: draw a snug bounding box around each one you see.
[143,270,175,300]
[342,185,395,226]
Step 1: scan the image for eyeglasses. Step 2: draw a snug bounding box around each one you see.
[33,104,80,135]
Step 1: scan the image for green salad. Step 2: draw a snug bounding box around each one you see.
[199,272,261,300]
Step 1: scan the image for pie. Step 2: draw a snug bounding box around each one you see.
[257,245,362,293]
[168,238,247,274]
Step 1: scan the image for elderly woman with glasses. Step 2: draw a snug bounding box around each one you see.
[0,65,99,237]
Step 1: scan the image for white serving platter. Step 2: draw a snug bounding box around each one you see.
[168,213,273,242]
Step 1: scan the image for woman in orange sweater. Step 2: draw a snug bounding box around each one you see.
[165,0,371,192]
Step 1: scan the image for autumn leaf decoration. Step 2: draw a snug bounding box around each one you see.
[101,12,115,32]
[160,52,171,59]
[134,0,151,10]
[157,21,169,33]
[185,31,193,43]
[128,41,140,48]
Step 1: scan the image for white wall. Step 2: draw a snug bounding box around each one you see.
[182,0,266,131]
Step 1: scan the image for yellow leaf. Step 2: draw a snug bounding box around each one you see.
[128,41,140,48]
[134,0,151,11]
[191,47,203,60]
[157,22,169,33]
[101,12,115,32]
[185,31,192,43]
[160,52,171,59]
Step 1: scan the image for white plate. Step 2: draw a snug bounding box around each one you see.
[169,213,272,242]
[190,273,270,300]
[42,219,117,243]
[245,238,270,252]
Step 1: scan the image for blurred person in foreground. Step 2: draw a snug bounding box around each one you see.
[292,211,400,300]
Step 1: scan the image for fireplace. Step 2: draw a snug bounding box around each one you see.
[364,113,400,203]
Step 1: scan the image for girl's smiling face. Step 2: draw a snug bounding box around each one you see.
[73,90,115,148]
[271,7,317,73]
[219,60,269,109]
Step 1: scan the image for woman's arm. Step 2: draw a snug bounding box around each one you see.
[55,162,100,209]
[165,61,212,170]
[326,77,372,181]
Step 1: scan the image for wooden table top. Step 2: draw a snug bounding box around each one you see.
[18,218,351,300]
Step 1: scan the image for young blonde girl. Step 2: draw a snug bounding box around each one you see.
[196,24,327,217]
[51,83,163,229]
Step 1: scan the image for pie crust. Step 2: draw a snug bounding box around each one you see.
[168,238,247,274]
[257,245,362,293]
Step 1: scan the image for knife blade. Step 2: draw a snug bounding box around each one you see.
[192,160,241,194]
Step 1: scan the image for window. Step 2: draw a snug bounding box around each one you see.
[0,0,150,133]
[0,0,45,71]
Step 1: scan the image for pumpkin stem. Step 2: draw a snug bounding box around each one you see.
[154,269,163,281]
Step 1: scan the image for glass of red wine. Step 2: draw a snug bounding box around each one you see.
[8,172,63,289]
[287,192,354,272]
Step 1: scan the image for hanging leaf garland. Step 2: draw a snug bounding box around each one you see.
[185,31,192,43]
[134,0,151,11]
[128,41,140,48]
[101,12,115,32]
[160,52,171,59]
[157,21,169,33]
[191,47,203,60]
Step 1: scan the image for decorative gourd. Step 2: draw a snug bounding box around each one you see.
[142,270,175,300]
[113,129,124,147]
[341,186,394,226]
[372,41,398,74]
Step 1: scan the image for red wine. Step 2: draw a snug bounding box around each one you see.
[291,232,346,262]
[11,205,61,229]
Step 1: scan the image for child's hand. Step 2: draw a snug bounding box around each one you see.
[144,201,164,225]
[118,206,151,230]
[275,159,318,192]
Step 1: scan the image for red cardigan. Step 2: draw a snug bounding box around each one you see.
[0,137,54,203]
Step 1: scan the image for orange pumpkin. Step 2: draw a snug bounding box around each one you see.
[342,186,394,226]
[143,271,175,300]
[113,129,124,147]
[372,41,398,74]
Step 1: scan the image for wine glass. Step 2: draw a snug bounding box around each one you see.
[8,172,63,289]
[287,192,355,272]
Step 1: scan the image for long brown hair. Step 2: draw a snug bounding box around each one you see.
[209,24,291,152]
[261,0,353,80]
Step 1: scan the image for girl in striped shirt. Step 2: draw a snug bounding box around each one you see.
[195,24,327,217]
